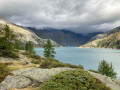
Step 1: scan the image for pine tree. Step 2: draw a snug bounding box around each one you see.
[25,41,35,54]
[43,39,56,58]
[0,24,18,58]
[98,60,116,78]
[14,40,20,49]
[4,24,16,44]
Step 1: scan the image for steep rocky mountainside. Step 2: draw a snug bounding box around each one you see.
[79,26,120,49]
[0,16,60,47]
[28,27,102,46]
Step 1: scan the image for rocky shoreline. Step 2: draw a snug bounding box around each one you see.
[78,46,118,49]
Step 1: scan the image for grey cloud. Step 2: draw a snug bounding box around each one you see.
[0,0,120,33]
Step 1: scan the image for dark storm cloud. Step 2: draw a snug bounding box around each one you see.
[0,0,120,33]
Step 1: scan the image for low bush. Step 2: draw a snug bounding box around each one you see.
[40,60,52,68]
[51,62,64,68]
[39,69,111,90]
[65,63,83,69]
[0,64,10,83]
[22,52,41,61]
[28,54,41,60]
[14,49,19,52]
[98,60,117,78]
[89,69,101,74]
[22,52,42,64]
[21,51,31,55]
[8,52,19,59]
[31,60,40,64]
[40,58,83,69]
[0,48,19,59]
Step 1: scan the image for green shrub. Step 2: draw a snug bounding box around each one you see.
[39,58,84,69]
[65,63,84,69]
[28,54,41,60]
[21,51,31,55]
[51,62,64,68]
[0,64,10,83]
[77,65,84,69]
[19,46,25,50]
[8,52,19,59]
[0,51,19,59]
[49,58,83,69]
[47,58,59,62]
[98,60,117,78]
[22,52,41,60]
[14,49,19,52]
[40,60,52,68]
[89,69,101,74]
[40,58,64,68]
[31,60,40,64]
[22,52,41,64]
[39,69,111,90]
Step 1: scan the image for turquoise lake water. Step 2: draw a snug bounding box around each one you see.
[35,47,120,77]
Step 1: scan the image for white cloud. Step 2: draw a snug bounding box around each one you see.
[0,0,120,33]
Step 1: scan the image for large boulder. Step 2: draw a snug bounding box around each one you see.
[12,67,74,82]
[88,71,120,90]
[0,67,74,90]
[0,76,31,90]
[0,57,17,62]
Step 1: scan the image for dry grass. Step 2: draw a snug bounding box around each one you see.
[11,86,38,90]
[0,61,39,71]
[0,51,44,71]
[8,63,39,71]
[11,83,41,90]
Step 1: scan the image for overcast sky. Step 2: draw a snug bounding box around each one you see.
[0,0,120,33]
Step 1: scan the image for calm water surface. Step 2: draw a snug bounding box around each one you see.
[35,47,120,77]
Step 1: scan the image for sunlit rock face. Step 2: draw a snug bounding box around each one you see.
[0,16,60,47]
[80,26,120,49]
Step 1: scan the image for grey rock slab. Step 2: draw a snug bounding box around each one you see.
[88,71,120,90]
[19,59,32,64]
[0,75,31,90]
[12,67,74,82]
[19,55,32,64]
[0,57,17,62]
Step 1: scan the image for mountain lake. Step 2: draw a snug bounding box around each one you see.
[35,47,120,78]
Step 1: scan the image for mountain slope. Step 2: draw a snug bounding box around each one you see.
[28,27,102,46]
[0,16,60,47]
[79,26,120,49]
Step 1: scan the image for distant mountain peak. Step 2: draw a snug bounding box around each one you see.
[80,26,120,49]
[0,16,60,47]
[28,27,103,46]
